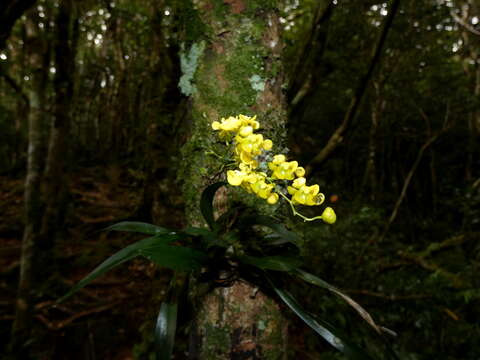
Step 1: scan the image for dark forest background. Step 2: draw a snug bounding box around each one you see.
[0,0,479,359]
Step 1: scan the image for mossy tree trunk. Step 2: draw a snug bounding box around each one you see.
[178,1,288,359]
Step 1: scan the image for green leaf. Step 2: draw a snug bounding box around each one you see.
[182,227,213,237]
[141,244,208,271]
[58,234,180,303]
[266,275,375,360]
[155,301,178,360]
[294,269,383,334]
[181,226,220,250]
[245,215,301,245]
[104,221,171,235]
[239,255,303,271]
[200,182,226,230]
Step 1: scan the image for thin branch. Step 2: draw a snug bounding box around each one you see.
[379,133,440,242]
[397,251,464,288]
[306,0,401,175]
[450,10,480,36]
[288,1,335,107]
[0,66,29,106]
[35,301,120,331]
[378,110,452,242]
[346,289,431,301]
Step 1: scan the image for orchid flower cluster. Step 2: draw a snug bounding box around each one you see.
[211,114,336,224]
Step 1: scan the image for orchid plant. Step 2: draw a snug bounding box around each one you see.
[60,114,397,360]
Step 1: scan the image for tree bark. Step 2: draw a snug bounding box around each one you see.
[39,0,77,265]
[11,14,48,351]
[362,81,385,200]
[178,1,288,358]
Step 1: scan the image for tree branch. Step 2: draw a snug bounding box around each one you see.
[306,0,401,176]
[450,10,480,36]
[288,1,335,109]
[0,0,37,50]
[0,66,29,106]
[378,110,452,242]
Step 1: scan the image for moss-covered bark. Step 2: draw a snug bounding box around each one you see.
[179,0,287,224]
[178,1,288,359]
[189,282,287,360]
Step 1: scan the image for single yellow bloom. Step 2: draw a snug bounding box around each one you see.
[212,121,221,130]
[292,177,306,189]
[262,139,273,150]
[292,184,319,205]
[239,150,256,166]
[220,116,242,131]
[239,114,259,129]
[272,161,298,180]
[227,170,247,186]
[239,126,253,137]
[321,207,336,224]
[267,193,279,204]
[295,167,305,177]
[272,154,286,164]
[251,180,273,199]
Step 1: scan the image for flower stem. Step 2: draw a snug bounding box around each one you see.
[278,192,323,222]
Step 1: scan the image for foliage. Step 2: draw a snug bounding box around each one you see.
[61,183,397,359]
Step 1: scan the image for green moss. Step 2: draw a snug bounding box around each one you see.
[177,0,209,44]
[211,0,228,20]
[204,322,231,359]
[244,0,277,15]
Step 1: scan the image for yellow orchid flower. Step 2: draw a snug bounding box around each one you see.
[211,115,336,222]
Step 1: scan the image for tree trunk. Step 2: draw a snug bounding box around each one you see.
[178,1,288,358]
[11,15,48,351]
[362,81,385,200]
[39,0,77,266]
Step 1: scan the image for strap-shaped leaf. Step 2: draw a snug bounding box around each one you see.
[155,301,178,360]
[239,255,303,272]
[59,234,180,302]
[294,269,383,334]
[245,215,301,245]
[104,221,171,235]
[182,226,219,247]
[200,182,226,230]
[141,245,208,271]
[266,275,375,360]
